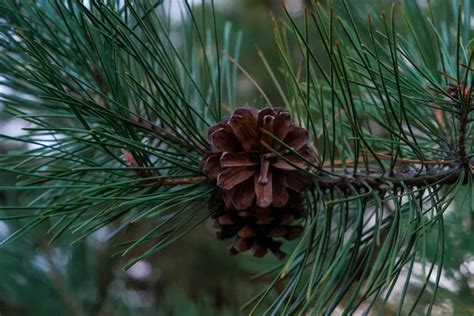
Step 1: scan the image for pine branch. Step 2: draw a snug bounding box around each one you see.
[0,0,473,314]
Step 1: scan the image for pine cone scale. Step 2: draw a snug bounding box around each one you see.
[260,115,275,149]
[211,127,242,152]
[272,112,292,148]
[284,127,308,150]
[220,152,257,167]
[231,179,255,210]
[229,115,259,151]
[272,173,289,207]
[254,172,273,208]
[217,167,255,190]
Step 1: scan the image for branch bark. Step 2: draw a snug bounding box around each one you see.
[142,164,468,193]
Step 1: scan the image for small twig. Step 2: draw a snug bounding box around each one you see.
[136,165,465,194]
[159,176,208,185]
[314,165,464,192]
[457,104,471,166]
[150,176,208,186]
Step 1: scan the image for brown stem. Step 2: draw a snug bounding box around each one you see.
[151,176,208,186]
[314,166,464,192]
[457,109,469,165]
[142,165,466,193]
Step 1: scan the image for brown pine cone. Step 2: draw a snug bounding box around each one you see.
[201,106,312,210]
[202,106,313,259]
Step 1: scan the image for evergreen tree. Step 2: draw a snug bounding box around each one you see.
[0,0,473,314]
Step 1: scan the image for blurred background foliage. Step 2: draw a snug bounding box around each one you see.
[0,0,473,315]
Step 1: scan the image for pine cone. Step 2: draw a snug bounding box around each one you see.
[212,194,307,259]
[202,106,313,258]
[201,106,312,210]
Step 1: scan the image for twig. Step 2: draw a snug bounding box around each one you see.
[140,175,208,187]
[457,103,471,166]
[157,176,208,185]
[314,165,464,192]
[139,165,466,194]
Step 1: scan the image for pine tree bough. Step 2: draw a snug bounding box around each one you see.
[2,0,474,312]
[145,97,473,258]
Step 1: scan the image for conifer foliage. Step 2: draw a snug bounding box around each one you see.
[0,0,473,314]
